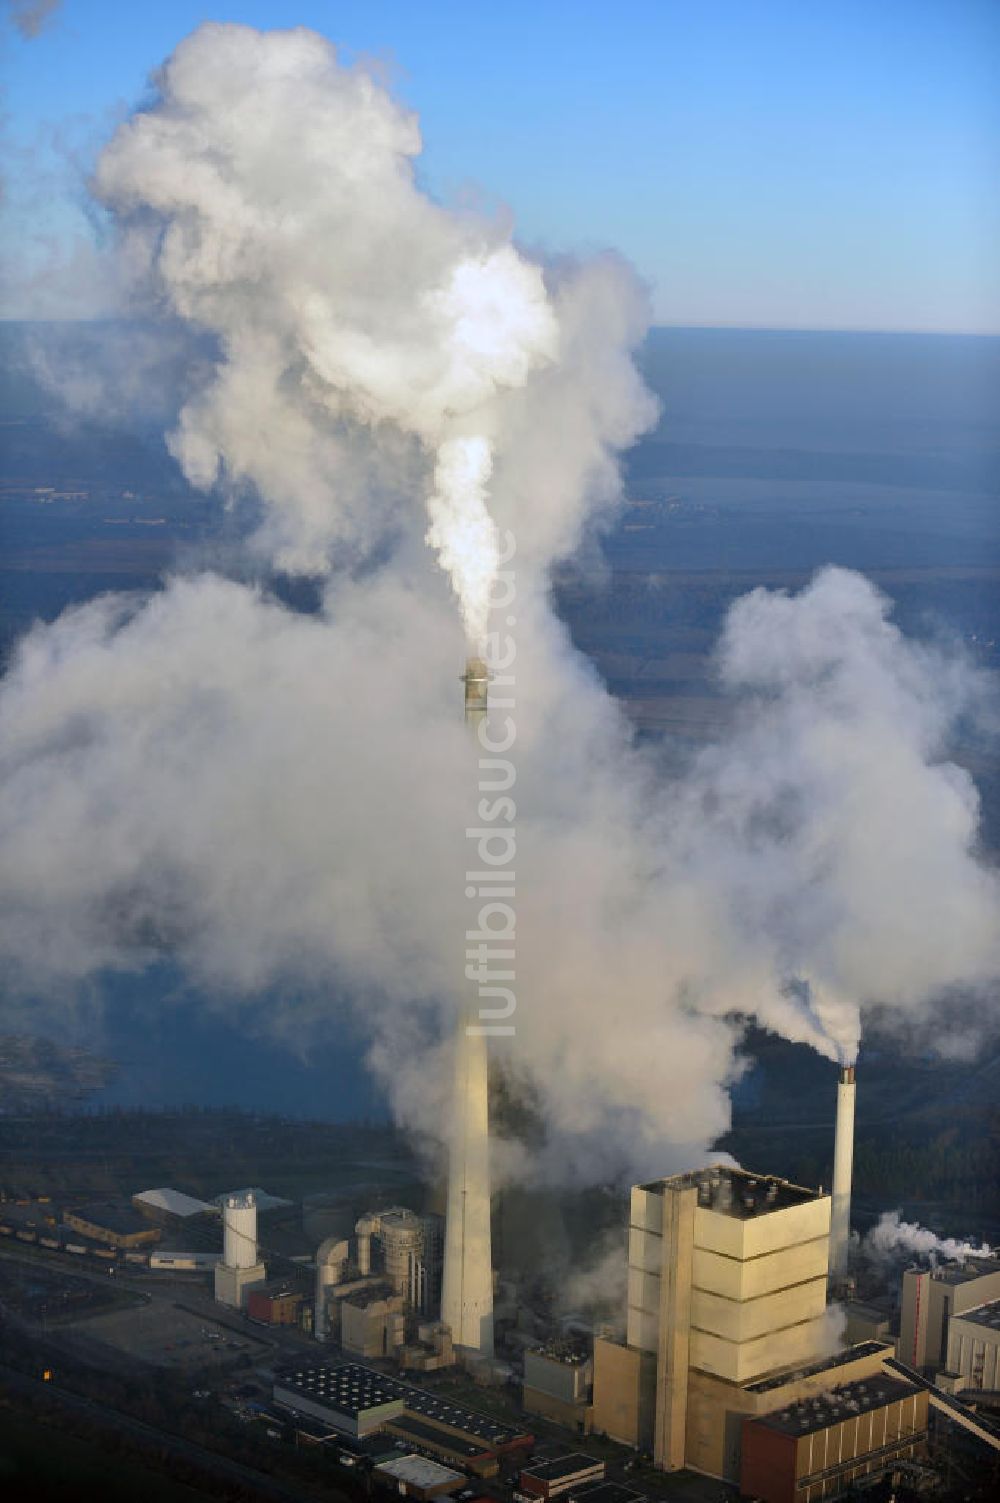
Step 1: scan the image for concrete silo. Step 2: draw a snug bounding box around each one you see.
[214,1190,266,1308]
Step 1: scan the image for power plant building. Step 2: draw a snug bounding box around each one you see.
[740,1373,928,1503]
[314,1235,350,1342]
[523,1345,593,1431]
[342,1286,407,1358]
[944,1299,1000,1393]
[356,1207,444,1315]
[592,1165,901,1482]
[899,1258,1000,1376]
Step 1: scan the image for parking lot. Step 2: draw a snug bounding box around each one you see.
[70,1299,270,1371]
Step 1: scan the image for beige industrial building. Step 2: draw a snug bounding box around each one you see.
[943,1299,1000,1392]
[591,1165,898,1483]
[899,1257,1000,1375]
[522,1345,593,1431]
[342,1285,407,1358]
[740,1373,928,1502]
[399,1320,455,1373]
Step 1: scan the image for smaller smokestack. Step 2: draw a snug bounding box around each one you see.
[829,1063,856,1282]
[462,657,489,727]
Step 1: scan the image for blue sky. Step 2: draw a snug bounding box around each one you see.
[3,0,998,332]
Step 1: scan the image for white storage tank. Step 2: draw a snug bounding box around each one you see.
[223,1191,258,1270]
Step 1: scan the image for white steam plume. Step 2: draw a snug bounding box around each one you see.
[425,436,497,644]
[91,25,559,636]
[865,1211,994,1265]
[2,24,999,1181]
[559,1231,628,1328]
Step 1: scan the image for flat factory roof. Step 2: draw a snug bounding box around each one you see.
[931,1257,1000,1286]
[68,1202,152,1235]
[640,1164,819,1220]
[403,1389,529,1447]
[278,1364,407,1417]
[277,1363,530,1449]
[745,1340,892,1395]
[375,1454,465,1490]
[568,1484,644,1503]
[754,1375,919,1439]
[134,1188,216,1217]
[520,1455,605,1483]
[960,1299,1000,1332]
[388,1415,488,1459]
[528,1345,591,1367]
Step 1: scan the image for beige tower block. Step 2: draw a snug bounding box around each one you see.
[627,1170,832,1390]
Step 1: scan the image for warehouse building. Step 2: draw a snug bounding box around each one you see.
[515,1454,605,1501]
[273,1361,531,1470]
[64,1202,161,1249]
[740,1373,928,1503]
[133,1187,217,1222]
[374,1454,465,1500]
[247,1286,306,1326]
[149,1250,220,1271]
[274,1364,407,1438]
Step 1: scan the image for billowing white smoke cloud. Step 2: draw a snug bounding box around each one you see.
[2,567,996,1179]
[865,1211,993,1265]
[92,24,562,638]
[691,568,1000,1066]
[559,1231,628,1327]
[2,23,999,1182]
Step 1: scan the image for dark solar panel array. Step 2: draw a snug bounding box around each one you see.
[277,1362,529,1446]
[280,1362,407,1416]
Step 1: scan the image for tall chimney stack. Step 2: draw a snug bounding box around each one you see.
[462,657,489,728]
[440,1010,494,1355]
[439,660,495,1357]
[829,1063,856,1282]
